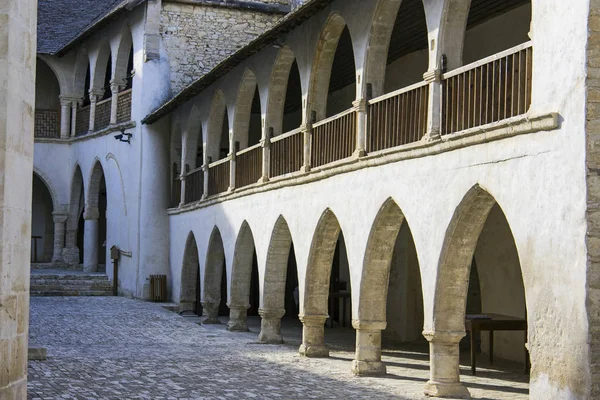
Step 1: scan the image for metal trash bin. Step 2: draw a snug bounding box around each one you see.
[149,274,167,302]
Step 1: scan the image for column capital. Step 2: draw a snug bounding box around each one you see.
[52,213,69,224]
[109,78,127,87]
[59,95,80,106]
[422,330,465,344]
[352,320,387,331]
[83,206,100,220]
[423,69,442,83]
[258,308,286,320]
[352,98,368,112]
[299,314,328,326]
[89,88,104,100]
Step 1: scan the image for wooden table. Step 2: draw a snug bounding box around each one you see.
[464,313,529,375]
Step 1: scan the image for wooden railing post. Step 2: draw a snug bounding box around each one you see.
[301,112,315,173]
[423,69,442,142]
[260,127,272,183]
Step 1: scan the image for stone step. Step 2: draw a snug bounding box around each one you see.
[30,270,113,297]
[31,262,81,271]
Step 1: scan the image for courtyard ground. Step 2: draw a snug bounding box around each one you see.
[27,297,528,399]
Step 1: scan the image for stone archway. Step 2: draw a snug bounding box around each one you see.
[228,221,260,331]
[31,173,56,263]
[180,231,201,314]
[83,160,107,273]
[233,69,260,150]
[425,184,528,398]
[64,165,85,266]
[265,46,301,137]
[206,90,228,162]
[203,226,227,324]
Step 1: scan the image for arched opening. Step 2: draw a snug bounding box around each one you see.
[84,161,108,273]
[65,165,85,266]
[301,210,353,357]
[259,215,301,344]
[114,27,134,90]
[463,0,531,64]
[34,59,61,138]
[203,227,227,324]
[430,185,528,395]
[101,54,112,101]
[229,222,261,332]
[309,15,357,121]
[180,232,201,315]
[266,47,303,137]
[82,65,91,107]
[233,70,262,150]
[219,109,230,160]
[31,174,55,264]
[249,87,262,147]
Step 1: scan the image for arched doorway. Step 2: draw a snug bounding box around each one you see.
[34,59,61,139]
[31,174,55,263]
[64,165,85,266]
[426,185,528,398]
[203,227,227,324]
[84,161,107,273]
[180,232,201,315]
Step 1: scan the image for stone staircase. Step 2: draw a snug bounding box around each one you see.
[30,270,113,296]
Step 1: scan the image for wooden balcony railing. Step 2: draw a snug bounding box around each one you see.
[117,89,132,123]
[367,82,429,152]
[76,105,90,136]
[171,178,182,208]
[311,108,356,168]
[270,128,303,178]
[34,109,59,138]
[95,97,111,131]
[441,42,533,136]
[235,144,262,188]
[185,167,204,203]
[208,158,230,196]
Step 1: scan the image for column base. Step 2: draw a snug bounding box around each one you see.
[51,255,64,263]
[202,316,221,325]
[351,360,386,376]
[83,263,97,273]
[258,176,270,184]
[258,309,285,344]
[227,319,249,332]
[62,247,80,266]
[298,343,329,358]
[352,148,366,158]
[258,330,283,344]
[424,381,470,399]
[300,165,311,173]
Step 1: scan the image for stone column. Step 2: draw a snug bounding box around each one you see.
[51,213,68,263]
[88,89,103,133]
[63,227,80,266]
[259,127,272,183]
[258,308,286,344]
[423,69,442,141]
[423,330,471,399]
[179,131,188,206]
[227,304,250,332]
[202,162,209,200]
[229,133,236,192]
[70,100,79,137]
[109,80,125,125]
[0,0,36,396]
[353,98,368,157]
[201,301,220,324]
[298,314,329,357]
[179,174,186,207]
[59,97,72,139]
[352,321,387,376]
[83,207,99,273]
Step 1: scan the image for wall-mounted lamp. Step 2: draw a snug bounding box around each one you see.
[114,129,132,144]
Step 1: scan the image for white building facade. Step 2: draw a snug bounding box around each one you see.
[31,0,600,398]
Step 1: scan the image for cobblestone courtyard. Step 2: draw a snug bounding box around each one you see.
[27,297,529,399]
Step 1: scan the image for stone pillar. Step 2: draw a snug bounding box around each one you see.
[0,0,36,396]
[301,123,312,173]
[259,128,271,183]
[202,162,209,200]
[63,228,80,266]
[202,301,220,324]
[52,213,68,263]
[70,100,79,137]
[352,321,387,376]
[258,308,285,344]
[179,174,186,207]
[229,133,236,192]
[298,314,329,357]
[88,89,103,133]
[423,70,442,141]
[227,304,250,332]
[83,207,99,273]
[423,330,471,399]
[353,99,368,157]
[109,80,125,125]
[59,97,72,139]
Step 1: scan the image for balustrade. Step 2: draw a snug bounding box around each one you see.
[367,82,429,152]
[185,168,204,203]
[208,158,231,196]
[441,42,532,136]
[76,105,90,136]
[270,128,304,178]
[34,110,59,138]
[311,109,356,168]
[117,89,132,123]
[235,144,262,188]
[171,178,182,208]
[94,97,111,131]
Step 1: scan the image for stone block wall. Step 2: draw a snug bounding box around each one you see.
[160,2,285,94]
[587,1,600,397]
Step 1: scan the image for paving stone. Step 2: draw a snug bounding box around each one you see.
[27,297,528,399]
